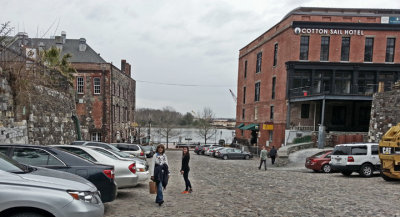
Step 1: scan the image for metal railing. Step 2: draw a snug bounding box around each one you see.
[289,83,381,98]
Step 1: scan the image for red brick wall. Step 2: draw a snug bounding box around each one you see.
[72,62,111,142]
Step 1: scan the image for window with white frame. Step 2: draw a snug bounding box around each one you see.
[94,77,101,94]
[92,132,101,142]
[77,77,84,94]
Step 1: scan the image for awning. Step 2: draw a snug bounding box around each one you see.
[236,123,244,129]
[241,123,259,131]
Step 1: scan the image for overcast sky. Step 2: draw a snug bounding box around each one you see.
[2,0,399,118]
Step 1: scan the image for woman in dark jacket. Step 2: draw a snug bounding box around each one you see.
[151,144,169,206]
[180,146,192,194]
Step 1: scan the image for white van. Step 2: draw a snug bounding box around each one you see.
[330,143,380,177]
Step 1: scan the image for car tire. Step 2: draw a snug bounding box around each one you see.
[245,155,250,160]
[360,164,373,178]
[223,155,228,160]
[10,212,46,217]
[341,171,352,176]
[322,164,332,173]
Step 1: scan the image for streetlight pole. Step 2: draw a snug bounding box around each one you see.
[147,119,152,144]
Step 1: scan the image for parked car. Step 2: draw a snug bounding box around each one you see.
[54,145,139,188]
[72,141,122,152]
[215,148,253,160]
[305,150,334,173]
[0,144,117,203]
[205,145,221,156]
[330,143,380,177]
[213,147,227,157]
[194,144,202,154]
[141,145,154,158]
[88,146,150,183]
[111,143,146,159]
[199,145,211,155]
[0,153,104,217]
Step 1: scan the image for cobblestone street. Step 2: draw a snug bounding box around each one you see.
[104,150,400,217]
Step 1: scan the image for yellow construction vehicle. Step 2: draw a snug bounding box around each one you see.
[379,123,400,181]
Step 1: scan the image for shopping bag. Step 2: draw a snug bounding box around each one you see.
[149,181,157,194]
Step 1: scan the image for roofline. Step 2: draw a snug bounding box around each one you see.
[239,6,400,51]
[281,7,400,20]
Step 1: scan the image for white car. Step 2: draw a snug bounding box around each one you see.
[53,145,139,188]
[205,145,221,156]
[330,143,380,177]
[88,146,150,183]
[111,143,146,160]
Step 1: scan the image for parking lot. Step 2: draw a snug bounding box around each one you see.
[105,150,400,217]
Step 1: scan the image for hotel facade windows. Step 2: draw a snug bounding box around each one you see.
[364,37,374,62]
[299,36,309,60]
[320,36,330,61]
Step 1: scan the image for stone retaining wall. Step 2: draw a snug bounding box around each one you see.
[0,68,77,145]
[368,89,400,142]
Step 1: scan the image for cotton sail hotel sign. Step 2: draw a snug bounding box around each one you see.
[293,27,364,36]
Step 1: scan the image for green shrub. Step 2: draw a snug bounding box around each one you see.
[293,135,312,144]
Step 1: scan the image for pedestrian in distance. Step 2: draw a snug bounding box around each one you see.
[259,146,268,170]
[269,146,277,165]
[151,144,170,206]
[180,146,192,194]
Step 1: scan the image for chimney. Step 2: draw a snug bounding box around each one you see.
[121,59,126,73]
[55,36,63,51]
[17,32,29,46]
[126,62,131,77]
[79,38,87,52]
[61,31,66,44]
[38,42,45,52]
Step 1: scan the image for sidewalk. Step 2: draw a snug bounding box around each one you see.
[253,147,333,172]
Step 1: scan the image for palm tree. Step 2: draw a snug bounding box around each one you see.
[39,46,76,84]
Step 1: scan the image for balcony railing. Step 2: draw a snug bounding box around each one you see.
[289,83,382,98]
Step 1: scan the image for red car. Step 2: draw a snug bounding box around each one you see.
[305,150,334,173]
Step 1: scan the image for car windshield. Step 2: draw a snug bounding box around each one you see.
[110,150,132,158]
[0,153,28,173]
[142,146,152,151]
[92,148,119,160]
[311,151,328,158]
[107,144,121,152]
[332,146,351,155]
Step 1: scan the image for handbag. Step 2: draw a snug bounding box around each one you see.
[149,181,157,194]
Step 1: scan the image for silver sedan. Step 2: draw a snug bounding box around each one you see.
[88,146,150,183]
[53,145,139,188]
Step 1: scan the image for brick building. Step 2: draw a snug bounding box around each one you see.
[236,7,400,149]
[11,32,136,143]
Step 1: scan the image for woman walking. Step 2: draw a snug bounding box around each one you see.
[180,146,192,194]
[151,144,169,206]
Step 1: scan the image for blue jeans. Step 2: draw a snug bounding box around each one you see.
[156,181,163,203]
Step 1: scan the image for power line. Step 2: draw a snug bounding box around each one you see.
[136,80,234,88]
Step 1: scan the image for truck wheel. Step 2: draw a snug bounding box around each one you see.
[341,171,352,176]
[381,172,397,181]
[360,164,373,177]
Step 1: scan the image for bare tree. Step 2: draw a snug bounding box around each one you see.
[158,107,181,149]
[197,107,217,144]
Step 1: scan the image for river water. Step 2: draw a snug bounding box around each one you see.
[142,127,235,145]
